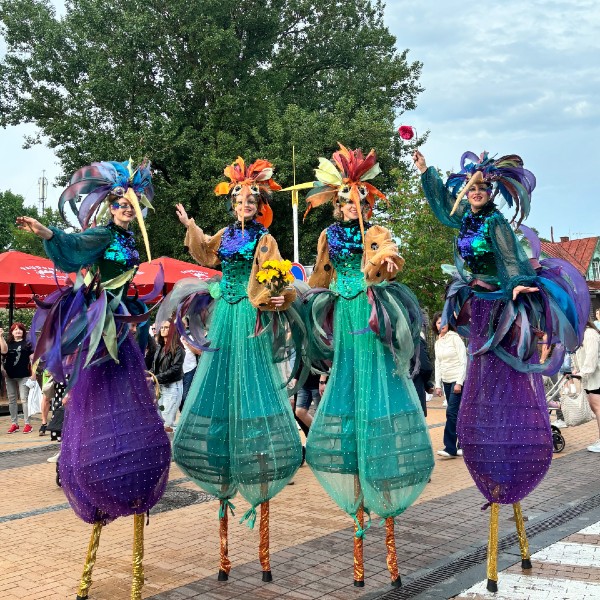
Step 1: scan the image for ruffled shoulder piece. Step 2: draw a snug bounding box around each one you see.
[441,225,590,374]
[31,266,164,387]
[251,280,312,395]
[154,275,223,354]
[301,281,422,373]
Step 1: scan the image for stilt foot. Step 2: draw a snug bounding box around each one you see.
[391,576,402,588]
[76,595,88,600]
[217,569,229,581]
[354,580,365,587]
[521,558,532,570]
[262,570,272,582]
[486,578,498,593]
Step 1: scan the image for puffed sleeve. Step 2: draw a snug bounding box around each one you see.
[184,219,224,267]
[43,226,113,273]
[308,229,334,288]
[248,234,297,311]
[420,167,466,230]
[363,225,405,284]
[488,214,537,297]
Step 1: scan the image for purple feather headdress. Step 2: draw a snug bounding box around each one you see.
[446,152,536,226]
[58,159,154,259]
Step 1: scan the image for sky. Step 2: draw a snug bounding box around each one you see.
[1,0,598,240]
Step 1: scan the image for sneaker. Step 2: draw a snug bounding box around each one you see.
[457,449,463,457]
[7,424,19,434]
[587,441,600,453]
[553,419,567,428]
[47,451,61,463]
[436,450,456,459]
[23,424,33,434]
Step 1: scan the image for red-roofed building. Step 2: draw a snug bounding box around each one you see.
[540,236,600,315]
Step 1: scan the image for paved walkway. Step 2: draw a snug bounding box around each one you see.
[1,400,599,599]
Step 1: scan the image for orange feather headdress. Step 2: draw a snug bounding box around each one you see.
[282,143,387,241]
[214,157,282,228]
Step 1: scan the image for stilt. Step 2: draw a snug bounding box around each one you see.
[259,501,272,582]
[353,504,365,587]
[486,503,499,592]
[130,513,145,600]
[513,502,532,569]
[76,521,103,600]
[218,500,231,581]
[385,517,402,588]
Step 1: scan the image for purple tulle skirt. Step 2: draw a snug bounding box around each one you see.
[457,298,552,505]
[59,336,171,523]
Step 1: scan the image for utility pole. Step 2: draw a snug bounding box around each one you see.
[38,170,48,214]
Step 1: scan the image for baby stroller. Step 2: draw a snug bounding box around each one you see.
[544,375,567,453]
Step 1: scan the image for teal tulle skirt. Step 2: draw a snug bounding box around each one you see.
[173,296,302,511]
[306,290,434,520]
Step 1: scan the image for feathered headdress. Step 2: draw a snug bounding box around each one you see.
[214,157,282,228]
[283,143,387,241]
[58,159,154,260]
[446,152,536,226]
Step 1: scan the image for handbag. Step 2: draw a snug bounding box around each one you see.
[560,355,595,427]
[27,380,43,416]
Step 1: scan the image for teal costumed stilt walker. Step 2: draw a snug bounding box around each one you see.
[157,158,303,582]
[286,145,434,587]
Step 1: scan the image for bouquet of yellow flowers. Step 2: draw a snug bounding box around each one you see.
[256,259,295,296]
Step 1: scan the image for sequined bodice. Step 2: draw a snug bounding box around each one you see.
[327,220,369,298]
[457,204,498,277]
[98,222,140,280]
[217,220,267,303]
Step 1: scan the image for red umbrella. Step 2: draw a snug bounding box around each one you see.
[0,251,74,323]
[132,256,220,299]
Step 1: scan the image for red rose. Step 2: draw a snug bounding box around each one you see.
[398,125,415,140]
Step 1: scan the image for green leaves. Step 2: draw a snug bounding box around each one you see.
[1,0,423,261]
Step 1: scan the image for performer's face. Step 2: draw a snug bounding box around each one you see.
[467,183,491,212]
[232,185,259,221]
[340,201,359,220]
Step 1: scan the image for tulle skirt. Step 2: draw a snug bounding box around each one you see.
[59,335,171,523]
[172,296,302,508]
[306,291,434,519]
[457,297,552,505]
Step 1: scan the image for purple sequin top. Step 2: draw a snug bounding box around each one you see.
[98,222,140,280]
[457,203,498,277]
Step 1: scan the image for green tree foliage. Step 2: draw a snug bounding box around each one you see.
[378,171,456,315]
[0,0,422,262]
[0,190,63,255]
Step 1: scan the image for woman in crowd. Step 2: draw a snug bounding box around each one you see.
[415,149,588,591]
[160,157,302,582]
[0,322,34,433]
[574,321,600,452]
[146,320,184,431]
[289,144,433,588]
[17,159,170,600]
[432,312,467,458]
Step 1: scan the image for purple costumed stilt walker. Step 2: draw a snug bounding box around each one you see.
[19,159,171,600]
[415,149,589,591]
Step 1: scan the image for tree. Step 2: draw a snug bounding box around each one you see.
[0,0,423,262]
[377,171,456,315]
[0,190,63,255]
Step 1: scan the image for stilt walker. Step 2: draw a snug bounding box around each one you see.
[416,148,589,591]
[20,159,171,599]
[285,144,434,587]
[158,157,305,581]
